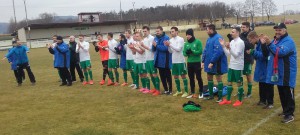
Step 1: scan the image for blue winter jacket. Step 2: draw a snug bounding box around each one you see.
[202,33,228,74]
[5,45,29,65]
[252,41,268,83]
[152,32,172,69]
[7,47,18,70]
[118,40,127,69]
[49,42,70,68]
[265,34,297,88]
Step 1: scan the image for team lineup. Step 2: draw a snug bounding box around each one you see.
[2,22,297,124]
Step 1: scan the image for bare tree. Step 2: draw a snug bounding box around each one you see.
[37,12,56,24]
[263,0,277,21]
[231,2,244,24]
[243,0,261,25]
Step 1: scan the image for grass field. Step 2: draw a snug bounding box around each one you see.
[0,23,299,135]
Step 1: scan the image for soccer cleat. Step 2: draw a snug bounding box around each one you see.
[132,85,138,89]
[173,91,183,96]
[244,94,252,98]
[99,80,105,85]
[216,98,223,103]
[198,93,204,99]
[31,82,36,86]
[139,88,146,92]
[263,104,274,109]
[186,94,193,99]
[163,91,169,94]
[107,80,114,86]
[149,89,157,93]
[129,84,135,88]
[114,82,119,86]
[121,82,128,86]
[282,115,294,123]
[192,94,198,98]
[17,83,22,87]
[142,89,150,94]
[233,100,243,107]
[82,81,89,85]
[167,91,173,95]
[152,90,160,96]
[80,78,84,82]
[89,80,94,85]
[204,96,214,100]
[219,99,232,105]
[181,92,188,98]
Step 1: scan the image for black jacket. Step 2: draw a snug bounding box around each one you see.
[69,41,80,63]
[240,31,254,64]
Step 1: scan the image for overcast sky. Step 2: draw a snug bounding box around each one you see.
[1,0,299,22]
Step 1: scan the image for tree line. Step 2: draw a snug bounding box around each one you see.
[8,0,279,33]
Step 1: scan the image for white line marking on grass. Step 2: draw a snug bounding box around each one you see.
[242,94,300,135]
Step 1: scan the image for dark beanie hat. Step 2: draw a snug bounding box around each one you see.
[186,29,194,37]
[57,36,63,40]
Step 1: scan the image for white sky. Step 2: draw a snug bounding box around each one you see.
[1,0,299,22]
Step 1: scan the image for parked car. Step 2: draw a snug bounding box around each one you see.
[284,19,298,24]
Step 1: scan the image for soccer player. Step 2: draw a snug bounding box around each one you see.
[183,29,203,99]
[47,36,71,86]
[140,26,160,95]
[219,27,245,107]
[129,32,150,92]
[69,35,84,82]
[247,31,274,109]
[94,34,110,85]
[76,35,93,85]
[152,26,172,95]
[240,22,254,98]
[202,24,228,102]
[107,33,120,86]
[165,27,189,97]
[123,30,135,87]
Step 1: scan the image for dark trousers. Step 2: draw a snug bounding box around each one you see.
[158,68,172,92]
[70,62,84,81]
[278,86,295,116]
[102,60,109,80]
[259,82,274,105]
[58,67,72,84]
[17,63,35,84]
[14,69,25,81]
[187,62,203,94]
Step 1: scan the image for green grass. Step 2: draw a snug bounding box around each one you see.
[0,23,300,135]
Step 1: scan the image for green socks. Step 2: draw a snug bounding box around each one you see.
[227,85,233,100]
[88,70,93,80]
[146,78,150,89]
[183,78,188,93]
[130,71,134,83]
[247,83,252,95]
[135,75,139,88]
[115,71,119,83]
[154,77,160,90]
[208,81,214,97]
[238,86,244,101]
[123,71,128,83]
[141,77,146,88]
[84,71,89,82]
[218,82,224,100]
[108,71,114,82]
[175,79,181,92]
[151,77,156,88]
